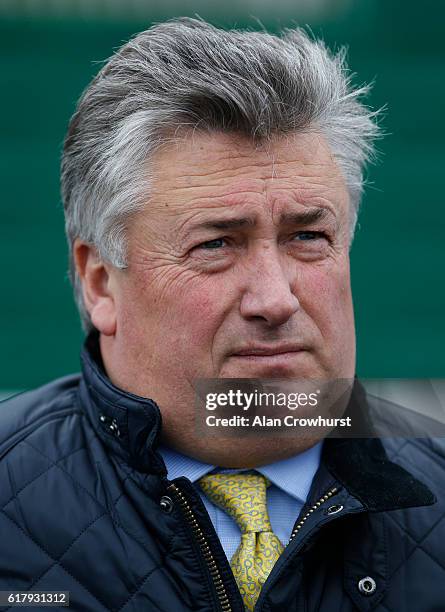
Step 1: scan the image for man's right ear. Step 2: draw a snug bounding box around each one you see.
[73,239,117,336]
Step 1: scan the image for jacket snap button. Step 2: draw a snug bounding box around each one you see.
[160,496,174,513]
[325,504,344,515]
[108,419,121,437]
[357,576,377,596]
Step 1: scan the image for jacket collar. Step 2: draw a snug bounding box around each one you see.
[79,332,436,511]
[319,381,436,512]
[322,436,436,512]
[79,332,166,475]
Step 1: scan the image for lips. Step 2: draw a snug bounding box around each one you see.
[231,344,306,357]
[226,344,311,378]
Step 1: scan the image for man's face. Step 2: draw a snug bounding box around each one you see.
[99,131,355,464]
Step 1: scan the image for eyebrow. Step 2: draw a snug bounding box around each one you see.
[195,217,256,231]
[279,208,334,225]
[184,207,334,235]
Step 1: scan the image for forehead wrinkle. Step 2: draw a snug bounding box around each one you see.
[157,166,345,206]
[151,179,345,241]
[153,149,276,179]
[289,187,340,212]
[154,182,267,199]
[153,149,308,192]
[153,144,343,196]
[146,132,350,242]
[265,181,343,221]
[182,154,273,173]
[172,163,277,188]
[267,162,347,190]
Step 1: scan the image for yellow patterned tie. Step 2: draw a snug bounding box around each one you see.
[199,472,284,611]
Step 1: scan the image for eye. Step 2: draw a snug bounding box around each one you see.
[196,238,227,250]
[293,231,327,241]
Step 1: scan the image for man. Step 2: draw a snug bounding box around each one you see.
[0,17,444,611]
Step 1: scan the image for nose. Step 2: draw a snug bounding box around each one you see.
[239,244,300,327]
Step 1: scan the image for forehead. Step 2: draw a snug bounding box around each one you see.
[143,130,350,226]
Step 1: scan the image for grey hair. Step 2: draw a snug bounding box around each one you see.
[61,16,381,331]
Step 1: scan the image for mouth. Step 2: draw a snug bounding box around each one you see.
[228,345,309,376]
[231,344,307,357]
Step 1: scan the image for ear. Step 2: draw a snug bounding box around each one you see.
[73,239,117,336]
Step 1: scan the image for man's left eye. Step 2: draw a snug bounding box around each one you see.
[293,231,326,241]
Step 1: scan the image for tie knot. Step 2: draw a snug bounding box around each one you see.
[199,472,272,533]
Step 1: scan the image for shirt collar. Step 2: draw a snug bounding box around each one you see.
[158,442,323,503]
[257,442,323,502]
[158,444,214,483]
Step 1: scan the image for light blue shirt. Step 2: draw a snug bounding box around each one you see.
[158,442,323,561]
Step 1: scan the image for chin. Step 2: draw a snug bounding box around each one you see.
[222,352,326,379]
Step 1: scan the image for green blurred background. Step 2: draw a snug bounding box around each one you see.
[1,0,444,392]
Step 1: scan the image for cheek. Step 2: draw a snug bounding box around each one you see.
[173,282,228,344]
[126,268,229,347]
[297,262,353,329]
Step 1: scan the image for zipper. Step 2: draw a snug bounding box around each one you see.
[167,482,233,612]
[167,481,340,612]
[288,486,339,542]
[253,486,341,612]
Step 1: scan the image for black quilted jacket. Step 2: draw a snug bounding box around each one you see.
[1,336,444,612]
